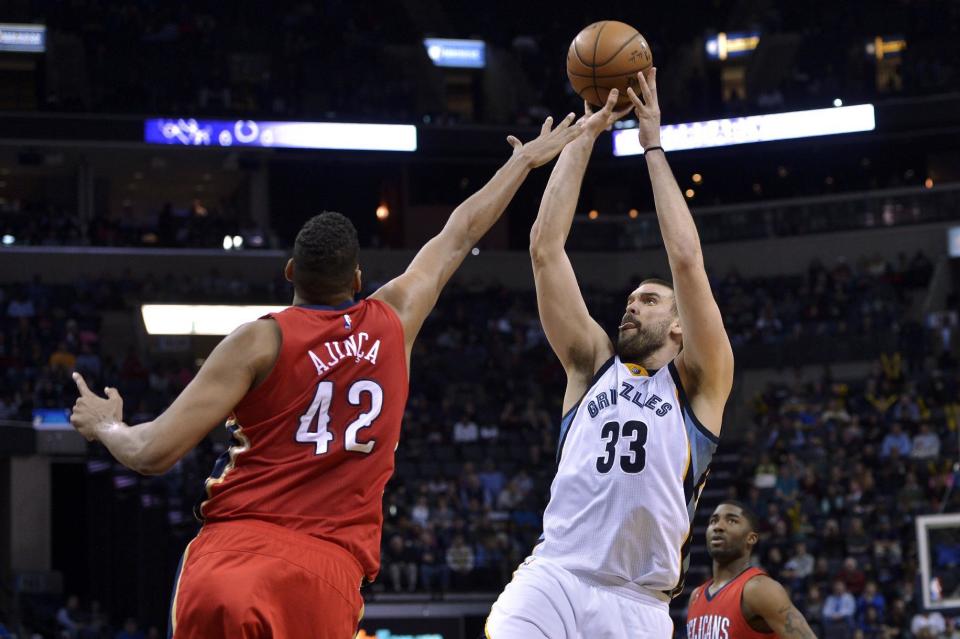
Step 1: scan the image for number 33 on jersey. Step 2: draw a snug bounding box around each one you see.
[198,299,408,583]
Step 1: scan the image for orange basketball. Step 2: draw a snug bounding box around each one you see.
[566,20,653,109]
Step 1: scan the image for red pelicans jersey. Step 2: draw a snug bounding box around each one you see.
[198,299,407,581]
[687,567,777,639]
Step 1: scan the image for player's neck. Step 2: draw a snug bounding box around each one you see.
[638,343,679,372]
[292,291,354,307]
[712,556,752,586]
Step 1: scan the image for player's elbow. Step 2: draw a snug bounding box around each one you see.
[132,454,175,476]
[131,440,179,476]
[529,227,561,266]
[669,248,705,272]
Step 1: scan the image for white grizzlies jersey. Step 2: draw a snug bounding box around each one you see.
[536,356,719,601]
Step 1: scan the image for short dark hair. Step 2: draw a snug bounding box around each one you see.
[292,212,359,299]
[639,277,674,291]
[716,499,759,532]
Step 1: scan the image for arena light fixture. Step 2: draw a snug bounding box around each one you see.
[705,31,760,60]
[144,119,417,152]
[141,305,285,336]
[612,104,875,156]
[423,38,486,68]
[0,23,46,53]
[948,227,960,258]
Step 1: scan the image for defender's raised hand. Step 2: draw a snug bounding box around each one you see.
[70,372,123,441]
[580,89,633,139]
[626,67,662,150]
[506,112,583,168]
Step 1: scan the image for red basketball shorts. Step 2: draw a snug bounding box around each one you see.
[169,519,364,638]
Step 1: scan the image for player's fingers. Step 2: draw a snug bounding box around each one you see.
[565,124,585,141]
[601,89,619,113]
[540,116,553,136]
[647,66,658,99]
[554,112,576,131]
[506,135,522,149]
[105,387,121,401]
[626,86,644,110]
[72,372,93,397]
[637,71,653,106]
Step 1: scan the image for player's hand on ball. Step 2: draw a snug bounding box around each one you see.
[70,372,124,441]
[507,112,583,168]
[626,67,662,149]
[580,89,634,139]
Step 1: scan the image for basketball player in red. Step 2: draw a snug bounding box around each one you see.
[68,114,583,638]
[687,501,818,639]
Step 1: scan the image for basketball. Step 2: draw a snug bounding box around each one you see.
[566,20,653,108]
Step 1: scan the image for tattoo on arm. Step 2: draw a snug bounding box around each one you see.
[779,605,817,639]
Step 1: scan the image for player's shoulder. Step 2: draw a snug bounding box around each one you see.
[741,571,785,601]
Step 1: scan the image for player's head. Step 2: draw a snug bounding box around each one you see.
[285,212,361,303]
[616,278,681,363]
[706,500,759,565]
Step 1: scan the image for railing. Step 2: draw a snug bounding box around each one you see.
[570,183,960,250]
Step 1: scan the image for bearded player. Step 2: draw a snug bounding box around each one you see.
[687,501,818,639]
[69,115,583,638]
[486,70,734,638]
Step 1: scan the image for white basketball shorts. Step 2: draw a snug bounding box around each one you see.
[485,556,674,639]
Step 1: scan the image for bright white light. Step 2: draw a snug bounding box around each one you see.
[222,236,232,250]
[612,104,876,156]
[142,305,286,335]
[1,234,13,245]
[471,247,480,255]
[423,38,486,68]
[833,98,843,107]
[267,122,417,152]
[0,23,46,53]
[232,235,243,249]
[145,119,417,152]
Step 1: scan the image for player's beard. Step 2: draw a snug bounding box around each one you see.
[616,316,673,364]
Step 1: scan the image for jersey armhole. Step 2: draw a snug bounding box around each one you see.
[234,314,285,410]
[369,298,410,389]
[668,360,720,445]
[555,355,616,463]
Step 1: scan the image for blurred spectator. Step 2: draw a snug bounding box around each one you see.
[823,580,857,639]
[881,423,913,458]
[452,407,479,443]
[382,534,418,593]
[116,618,145,639]
[445,535,475,590]
[910,423,941,460]
[910,610,946,639]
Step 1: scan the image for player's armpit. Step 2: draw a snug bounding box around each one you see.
[742,575,819,639]
[132,319,280,474]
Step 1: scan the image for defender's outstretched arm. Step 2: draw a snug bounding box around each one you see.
[372,115,583,360]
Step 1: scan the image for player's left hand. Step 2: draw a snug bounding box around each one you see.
[70,372,124,441]
[507,112,583,168]
[626,67,662,149]
[579,89,633,139]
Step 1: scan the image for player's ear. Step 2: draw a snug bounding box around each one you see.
[284,258,295,283]
[671,317,683,337]
[747,531,759,547]
[353,266,362,295]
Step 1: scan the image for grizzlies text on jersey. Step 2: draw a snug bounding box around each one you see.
[535,356,719,601]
